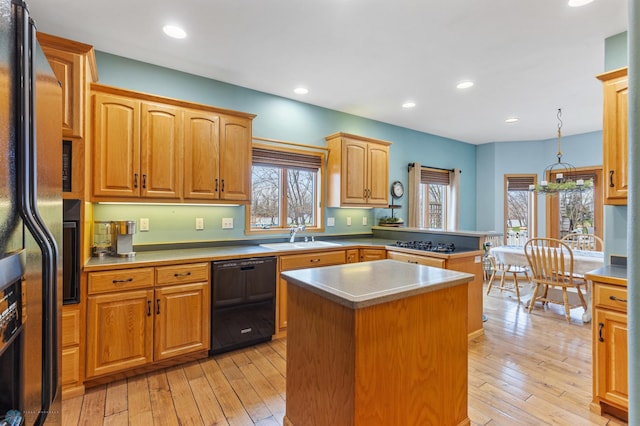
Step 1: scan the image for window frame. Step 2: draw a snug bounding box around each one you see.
[418,167,450,230]
[245,143,325,235]
[545,166,603,241]
[503,174,538,246]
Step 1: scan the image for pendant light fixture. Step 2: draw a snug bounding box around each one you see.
[530,108,593,194]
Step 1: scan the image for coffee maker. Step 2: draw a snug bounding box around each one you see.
[110,220,137,257]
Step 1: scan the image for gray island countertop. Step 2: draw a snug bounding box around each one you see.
[281,259,474,309]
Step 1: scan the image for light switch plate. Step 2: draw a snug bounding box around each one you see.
[195,217,204,230]
[140,218,149,232]
[222,217,234,229]
[327,217,335,227]
[362,217,367,225]
[346,217,351,226]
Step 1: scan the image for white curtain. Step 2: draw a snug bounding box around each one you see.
[446,168,461,230]
[408,163,421,228]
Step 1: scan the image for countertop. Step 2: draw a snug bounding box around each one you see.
[281,259,475,309]
[83,237,483,272]
[585,265,628,286]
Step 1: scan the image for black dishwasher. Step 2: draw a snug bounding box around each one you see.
[210,257,277,355]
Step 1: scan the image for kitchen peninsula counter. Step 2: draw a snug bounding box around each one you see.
[281,260,473,426]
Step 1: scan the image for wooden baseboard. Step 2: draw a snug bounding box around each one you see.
[83,350,209,389]
[468,327,484,340]
[62,384,85,400]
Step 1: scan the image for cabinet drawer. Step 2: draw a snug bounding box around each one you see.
[280,250,346,271]
[88,268,154,294]
[61,346,80,386]
[386,251,445,268]
[593,283,627,313]
[62,308,80,347]
[156,263,210,286]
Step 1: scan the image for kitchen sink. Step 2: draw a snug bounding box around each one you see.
[259,241,342,250]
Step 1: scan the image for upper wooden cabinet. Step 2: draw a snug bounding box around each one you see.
[91,84,255,203]
[37,33,98,139]
[93,92,182,199]
[597,68,628,205]
[325,132,391,207]
[183,111,252,201]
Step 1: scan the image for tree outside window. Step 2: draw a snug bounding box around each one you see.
[248,145,323,232]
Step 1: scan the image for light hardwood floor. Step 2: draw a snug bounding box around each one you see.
[63,283,628,426]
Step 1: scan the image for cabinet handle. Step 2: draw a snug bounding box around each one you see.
[609,170,615,188]
[142,174,147,189]
[309,258,321,263]
[215,178,219,192]
[156,299,161,315]
[221,179,225,192]
[174,272,192,277]
[134,173,138,189]
[147,300,151,317]
[609,295,627,303]
[408,260,418,264]
[598,322,604,342]
[112,277,133,284]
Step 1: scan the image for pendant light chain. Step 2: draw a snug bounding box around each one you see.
[556,108,563,163]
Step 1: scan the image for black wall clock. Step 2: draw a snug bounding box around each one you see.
[391,181,404,199]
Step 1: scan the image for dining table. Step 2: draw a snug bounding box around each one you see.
[490,245,605,322]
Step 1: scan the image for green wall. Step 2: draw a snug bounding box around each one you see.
[92,52,478,246]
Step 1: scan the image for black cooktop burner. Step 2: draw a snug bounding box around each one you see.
[394,241,456,253]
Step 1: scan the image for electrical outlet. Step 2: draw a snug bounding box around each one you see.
[327,217,335,227]
[140,218,149,232]
[346,217,351,226]
[195,217,204,230]
[362,217,367,225]
[222,217,234,229]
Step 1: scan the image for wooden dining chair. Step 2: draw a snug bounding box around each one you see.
[485,255,529,304]
[560,233,604,251]
[524,238,587,323]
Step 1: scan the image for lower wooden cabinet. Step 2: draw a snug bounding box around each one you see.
[386,250,446,268]
[359,248,386,262]
[588,272,628,419]
[277,250,346,332]
[86,263,210,379]
[61,307,84,398]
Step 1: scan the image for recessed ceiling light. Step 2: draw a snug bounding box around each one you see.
[163,25,187,39]
[294,87,308,95]
[402,102,416,109]
[568,0,594,7]
[505,117,519,123]
[456,81,474,89]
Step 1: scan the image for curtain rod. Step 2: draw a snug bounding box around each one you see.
[253,136,329,152]
[407,163,460,173]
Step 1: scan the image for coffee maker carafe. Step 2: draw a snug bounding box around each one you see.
[111,220,137,257]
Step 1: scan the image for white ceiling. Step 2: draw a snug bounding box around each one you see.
[27,0,628,145]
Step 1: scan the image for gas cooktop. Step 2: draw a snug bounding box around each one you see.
[394,241,456,253]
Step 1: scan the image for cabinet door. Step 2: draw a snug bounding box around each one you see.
[140,102,182,199]
[86,289,153,378]
[278,276,288,331]
[367,143,390,206]
[346,249,359,263]
[183,110,220,200]
[341,139,368,204]
[155,283,210,361]
[594,308,628,410]
[360,248,386,262]
[93,93,141,198]
[40,47,83,138]
[603,76,628,204]
[219,115,252,201]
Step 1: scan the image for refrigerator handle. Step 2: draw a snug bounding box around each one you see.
[15,7,60,423]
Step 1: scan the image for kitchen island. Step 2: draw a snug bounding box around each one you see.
[281,259,474,426]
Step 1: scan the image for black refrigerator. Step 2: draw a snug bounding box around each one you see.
[0,0,62,424]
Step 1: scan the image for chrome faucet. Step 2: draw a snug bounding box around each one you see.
[289,225,306,242]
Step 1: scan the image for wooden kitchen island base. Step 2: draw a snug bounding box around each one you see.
[283,260,471,426]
